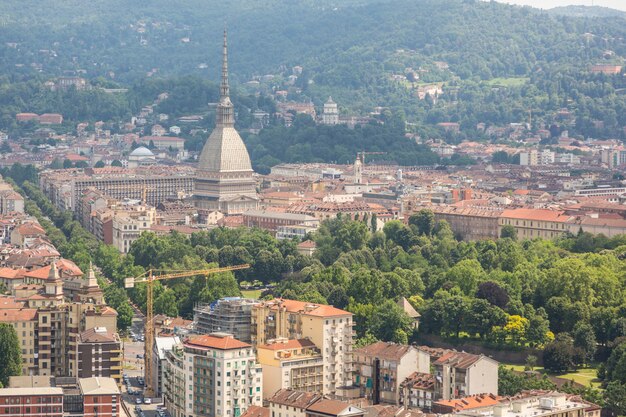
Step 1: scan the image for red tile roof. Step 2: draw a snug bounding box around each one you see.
[185,334,250,350]
[240,405,270,417]
[0,308,37,322]
[259,298,351,318]
[433,351,483,369]
[434,393,500,411]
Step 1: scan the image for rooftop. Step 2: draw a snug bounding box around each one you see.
[79,377,120,396]
[185,333,251,350]
[257,298,352,318]
[355,341,415,361]
[0,387,63,396]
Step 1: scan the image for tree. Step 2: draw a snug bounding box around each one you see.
[0,141,11,154]
[500,225,517,240]
[154,288,179,317]
[604,381,626,416]
[0,323,22,386]
[94,160,106,168]
[369,299,413,343]
[525,355,538,371]
[572,322,596,364]
[111,159,123,167]
[476,281,509,308]
[409,209,435,236]
[63,158,73,168]
[543,336,575,373]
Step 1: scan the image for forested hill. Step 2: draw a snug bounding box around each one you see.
[2,0,625,85]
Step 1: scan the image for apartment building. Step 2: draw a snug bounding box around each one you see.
[152,336,180,398]
[79,377,121,417]
[163,333,263,417]
[76,328,123,386]
[257,338,323,399]
[267,389,365,417]
[449,392,592,417]
[0,387,64,417]
[433,351,498,400]
[399,372,436,410]
[353,342,430,405]
[498,209,572,240]
[251,298,355,397]
[4,376,121,417]
[0,264,117,378]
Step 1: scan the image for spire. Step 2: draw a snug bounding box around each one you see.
[48,261,60,282]
[221,27,229,100]
[86,261,98,288]
[216,27,235,127]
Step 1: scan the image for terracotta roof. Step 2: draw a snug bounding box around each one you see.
[0,267,25,280]
[258,298,351,318]
[355,341,414,361]
[400,372,435,391]
[268,389,321,408]
[433,393,500,411]
[185,334,250,350]
[0,297,26,309]
[99,306,118,316]
[500,208,571,223]
[240,405,270,417]
[297,240,316,249]
[15,222,46,236]
[0,308,37,322]
[258,338,316,351]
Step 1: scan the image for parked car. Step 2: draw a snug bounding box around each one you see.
[144,398,152,405]
[135,398,142,405]
[136,354,144,359]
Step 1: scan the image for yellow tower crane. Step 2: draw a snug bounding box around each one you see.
[124,264,251,398]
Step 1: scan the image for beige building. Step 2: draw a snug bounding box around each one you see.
[268,389,365,417]
[499,208,572,240]
[450,392,593,417]
[430,206,502,241]
[433,351,498,400]
[257,338,323,399]
[251,298,355,397]
[0,263,116,377]
[353,342,430,405]
[111,202,156,253]
[39,165,195,211]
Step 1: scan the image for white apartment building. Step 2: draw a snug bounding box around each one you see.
[163,333,263,417]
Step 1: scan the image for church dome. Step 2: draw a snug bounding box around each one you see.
[197,127,252,172]
[130,146,155,157]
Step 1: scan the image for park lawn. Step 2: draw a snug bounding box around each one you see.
[241,289,262,299]
[558,368,601,388]
[504,364,601,388]
[485,77,529,87]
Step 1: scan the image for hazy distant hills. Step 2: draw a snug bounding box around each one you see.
[1,0,626,110]
[547,5,626,19]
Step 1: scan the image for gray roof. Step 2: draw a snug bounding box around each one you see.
[155,336,181,360]
[0,387,63,396]
[129,146,155,157]
[79,377,120,395]
[198,127,252,173]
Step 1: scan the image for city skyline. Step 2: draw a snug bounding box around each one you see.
[494,0,626,11]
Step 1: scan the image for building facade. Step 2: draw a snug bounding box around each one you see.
[193,298,257,343]
[251,298,354,397]
[163,333,263,417]
[353,342,430,405]
[257,338,323,399]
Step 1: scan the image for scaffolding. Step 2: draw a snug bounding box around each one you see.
[193,297,258,343]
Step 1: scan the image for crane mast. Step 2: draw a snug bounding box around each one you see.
[124,264,251,397]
